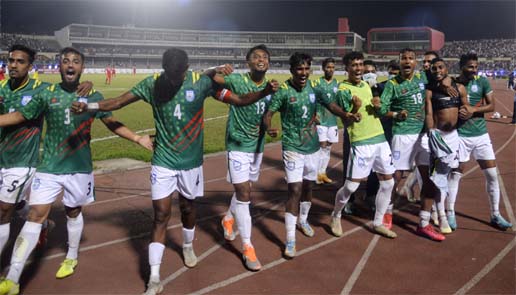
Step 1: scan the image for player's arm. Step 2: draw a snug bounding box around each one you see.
[424,89,435,130]
[71,91,141,113]
[458,84,474,120]
[262,110,279,137]
[0,112,26,127]
[215,80,279,106]
[204,64,233,85]
[100,116,154,151]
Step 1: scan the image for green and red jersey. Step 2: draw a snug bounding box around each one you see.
[131,71,215,170]
[0,78,50,168]
[20,84,111,174]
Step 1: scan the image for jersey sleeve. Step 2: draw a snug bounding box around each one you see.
[379,81,394,116]
[19,91,47,120]
[223,73,240,88]
[335,87,352,112]
[269,88,286,113]
[130,75,156,103]
[481,77,493,96]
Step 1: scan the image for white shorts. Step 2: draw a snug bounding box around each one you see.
[316,125,339,143]
[150,165,204,200]
[432,129,460,169]
[391,133,430,170]
[283,150,318,183]
[0,167,36,204]
[30,172,95,207]
[226,151,263,184]
[347,141,396,179]
[458,133,495,162]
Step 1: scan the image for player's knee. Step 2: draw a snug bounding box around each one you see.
[154,207,172,224]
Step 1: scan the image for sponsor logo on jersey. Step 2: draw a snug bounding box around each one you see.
[471,84,478,93]
[309,93,316,103]
[21,95,32,106]
[78,97,88,104]
[419,83,425,90]
[185,90,195,102]
[50,97,60,106]
[402,88,408,94]
[289,97,297,103]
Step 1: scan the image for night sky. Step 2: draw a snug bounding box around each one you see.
[2,0,515,41]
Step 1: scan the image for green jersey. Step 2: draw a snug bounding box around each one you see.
[20,84,111,174]
[269,79,330,154]
[314,77,339,127]
[131,71,214,170]
[224,73,271,153]
[0,79,50,168]
[334,80,385,146]
[379,73,426,135]
[458,76,491,137]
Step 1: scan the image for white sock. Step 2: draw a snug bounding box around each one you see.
[333,181,360,218]
[386,203,394,214]
[298,201,312,224]
[182,227,195,247]
[66,213,84,260]
[0,223,10,257]
[374,179,394,226]
[7,221,42,283]
[148,242,165,282]
[285,212,297,242]
[482,167,500,217]
[447,171,462,212]
[234,200,252,246]
[436,192,446,217]
[225,193,237,219]
[419,211,431,228]
[318,146,331,174]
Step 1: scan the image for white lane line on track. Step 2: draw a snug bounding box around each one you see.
[497,167,516,231]
[453,237,516,295]
[189,223,371,295]
[340,235,380,295]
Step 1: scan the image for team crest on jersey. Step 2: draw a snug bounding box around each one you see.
[78,97,88,104]
[333,87,338,93]
[393,151,401,160]
[309,93,316,103]
[185,90,195,102]
[265,95,271,101]
[419,83,425,90]
[471,84,478,93]
[21,95,32,106]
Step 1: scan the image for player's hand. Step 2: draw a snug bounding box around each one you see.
[76,81,93,97]
[135,134,154,151]
[264,79,279,95]
[71,101,88,114]
[459,105,474,120]
[267,128,279,137]
[398,110,408,120]
[215,64,233,75]
[443,85,459,98]
[346,112,361,123]
[371,96,381,109]
[351,95,362,110]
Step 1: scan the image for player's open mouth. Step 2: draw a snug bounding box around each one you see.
[65,70,75,78]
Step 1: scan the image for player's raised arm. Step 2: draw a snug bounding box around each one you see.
[205,64,234,85]
[215,79,279,106]
[72,91,141,113]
